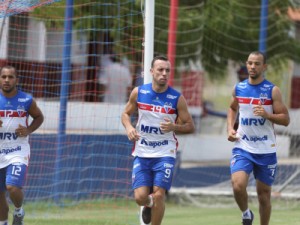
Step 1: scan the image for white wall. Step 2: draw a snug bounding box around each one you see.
[35,100,125,133]
[26,19,46,61]
[34,100,291,161]
[178,134,290,161]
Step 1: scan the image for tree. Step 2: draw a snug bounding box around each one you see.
[30,0,300,81]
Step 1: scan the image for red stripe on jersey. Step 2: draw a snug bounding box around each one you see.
[138,102,176,114]
[0,110,27,117]
[237,97,272,105]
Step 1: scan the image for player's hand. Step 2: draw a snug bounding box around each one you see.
[0,117,2,127]
[126,126,140,141]
[160,118,174,133]
[253,101,268,118]
[15,124,28,137]
[227,129,239,142]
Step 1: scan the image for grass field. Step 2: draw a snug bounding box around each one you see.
[9,196,300,225]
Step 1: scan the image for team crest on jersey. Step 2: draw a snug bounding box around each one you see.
[259,93,268,104]
[17,105,26,117]
[164,102,173,113]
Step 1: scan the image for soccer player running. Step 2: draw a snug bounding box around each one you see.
[121,55,195,225]
[227,51,290,225]
[0,66,44,225]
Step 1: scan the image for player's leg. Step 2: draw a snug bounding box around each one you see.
[0,168,9,225]
[132,157,152,206]
[256,180,272,225]
[135,186,153,225]
[134,186,151,206]
[231,171,250,211]
[6,163,27,225]
[253,153,277,225]
[151,157,175,225]
[230,149,254,224]
[151,186,166,225]
[0,192,8,225]
[0,180,9,224]
[132,157,153,224]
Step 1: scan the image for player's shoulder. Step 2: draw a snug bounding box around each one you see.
[262,79,275,86]
[17,90,33,99]
[167,86,181,96]
[138,83,152,94]
[235,79,248,91]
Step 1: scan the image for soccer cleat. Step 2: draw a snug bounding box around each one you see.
[12,209,25,225]
[141,206,152,224]
[242,210,254,225]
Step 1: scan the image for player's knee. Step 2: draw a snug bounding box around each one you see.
[257,192,271,206]
[134,194,148,206]
[232,181,246,193]
[6,185,20,195]
[153,192,165,205]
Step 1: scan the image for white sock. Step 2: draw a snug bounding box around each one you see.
[0,220,8,225]
[14,206,24,216]
[146,194,153,208]
[242,209,251,219]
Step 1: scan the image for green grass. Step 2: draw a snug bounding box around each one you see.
[10,197,300,225]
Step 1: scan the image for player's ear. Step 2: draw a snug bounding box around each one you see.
[263,63,267,71]
[150,67,153,74]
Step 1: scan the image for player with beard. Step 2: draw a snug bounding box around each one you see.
[227,51,290,225]
[121,55,195,225]
[0,66,44,225]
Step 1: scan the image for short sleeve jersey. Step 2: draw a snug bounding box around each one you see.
[234,79,277,154]
[0,90,33,168]
[133,83,180,158]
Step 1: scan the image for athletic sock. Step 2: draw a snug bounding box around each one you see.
[14,206,24,215]
[146,194,153,208]
[242,209,251,219]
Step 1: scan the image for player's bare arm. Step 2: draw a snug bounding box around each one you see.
[227,88,239,142]
[121,87,140,141]
[253,86,290,126]
[15,99,44,137]
[160,95,195,134]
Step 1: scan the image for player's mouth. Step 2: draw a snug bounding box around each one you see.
[2,84,10,88]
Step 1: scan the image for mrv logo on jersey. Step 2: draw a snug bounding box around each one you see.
[141,124,164,134]
[0,132,18,140]
[241,118,266,126]
[140,139,168,148]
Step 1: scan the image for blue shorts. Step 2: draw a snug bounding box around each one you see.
[0,163,27,191]
[230,148,277,186]
[132,156,175,191]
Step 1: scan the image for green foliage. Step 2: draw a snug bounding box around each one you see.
[29,0,300,80]
[200,0,300,79]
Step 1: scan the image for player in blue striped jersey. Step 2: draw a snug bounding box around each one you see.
[0,66,44,225]
[122,56,195,225]
[227,51,290,225]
